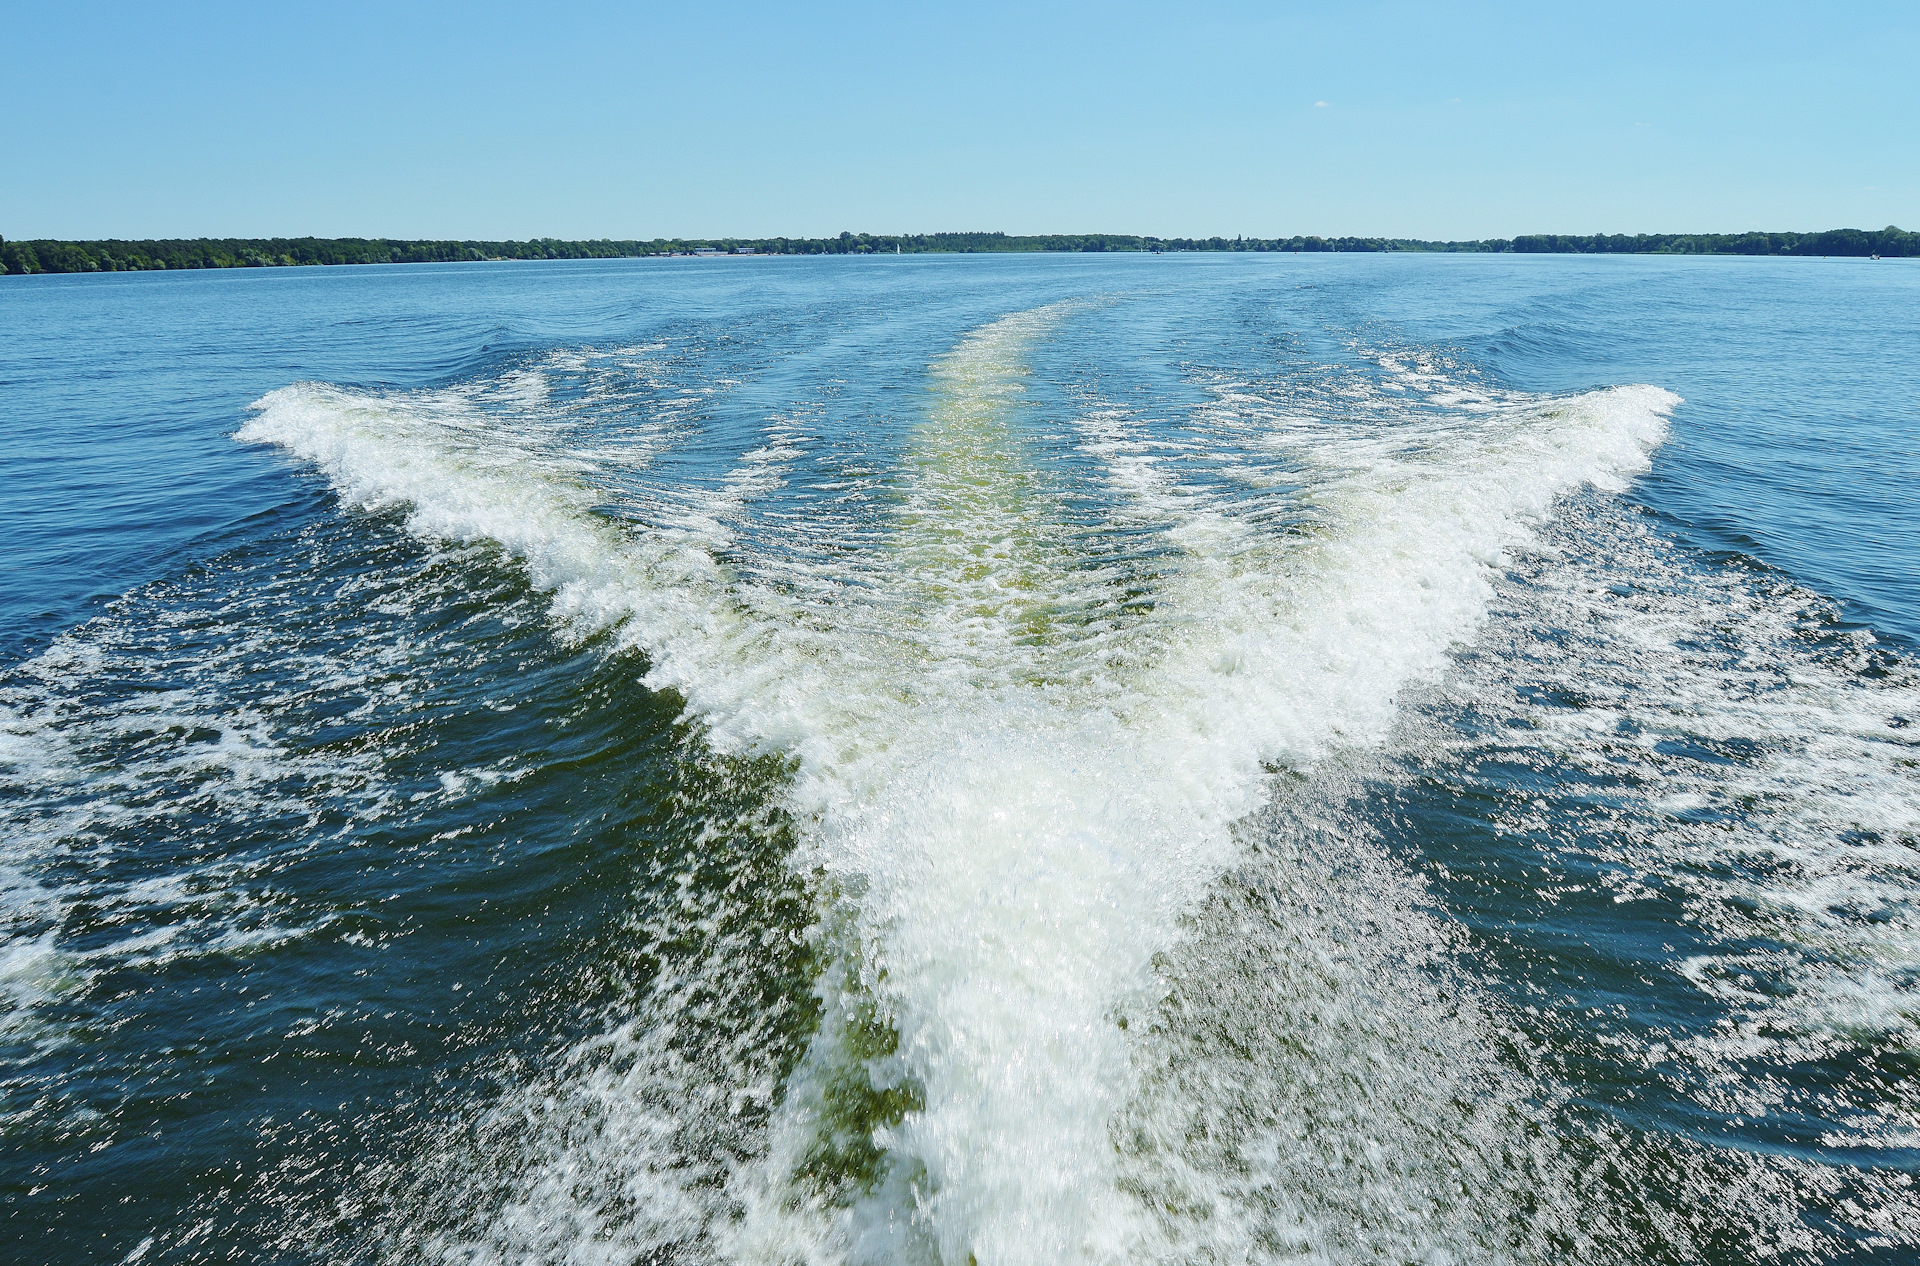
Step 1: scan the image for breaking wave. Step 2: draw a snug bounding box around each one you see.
[228,307,1687,1263]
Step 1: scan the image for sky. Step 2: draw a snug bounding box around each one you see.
[5,1,1917,241]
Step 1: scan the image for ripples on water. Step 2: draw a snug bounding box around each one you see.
[0,255,1915,1264]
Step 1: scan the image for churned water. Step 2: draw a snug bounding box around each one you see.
[1,253,1915,1264]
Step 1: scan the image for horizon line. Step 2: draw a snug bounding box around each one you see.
[4,226,1916,276]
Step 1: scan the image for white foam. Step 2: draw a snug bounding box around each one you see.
[0,513,539,1053]
[1423,497,1920,1055]
[237,308,1681,1263]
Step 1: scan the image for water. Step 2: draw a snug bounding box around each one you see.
[1,253,1915,1264]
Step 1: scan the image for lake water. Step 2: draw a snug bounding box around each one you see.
[2,253,1916,1264]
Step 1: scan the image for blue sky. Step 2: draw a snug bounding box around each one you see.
[6,1,1916,240]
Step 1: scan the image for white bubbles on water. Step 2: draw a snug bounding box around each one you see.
[1423,494,1920,1059]
[229,307,1702,1264]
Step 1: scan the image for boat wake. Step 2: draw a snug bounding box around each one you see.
[234,305,1687,1263]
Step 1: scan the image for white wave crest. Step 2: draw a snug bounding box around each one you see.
[237,312,1677,1264]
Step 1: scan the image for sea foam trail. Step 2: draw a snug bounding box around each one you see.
[238,311,1676,1264]
[1430,496,1920,1057]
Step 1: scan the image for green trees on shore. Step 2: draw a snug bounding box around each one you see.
[1503,227,1917,256]
[2,227,1915,275]
[0,236,647,275]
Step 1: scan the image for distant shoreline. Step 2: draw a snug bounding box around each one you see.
[2,228,1913,276]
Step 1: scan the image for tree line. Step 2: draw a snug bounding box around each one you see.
[3,226,1915,275]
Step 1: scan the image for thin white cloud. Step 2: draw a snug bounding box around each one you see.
[1314,100,1329,108]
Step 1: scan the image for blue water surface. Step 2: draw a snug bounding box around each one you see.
[1,253,1916,1265]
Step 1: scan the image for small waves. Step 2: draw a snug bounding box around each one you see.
[24,271,1913,1263]
[11,255,1920,1266]
[225,306,1686,1264]
[1422,496,1920,1061]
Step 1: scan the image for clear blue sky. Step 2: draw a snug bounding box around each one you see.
[6,1,1916,240]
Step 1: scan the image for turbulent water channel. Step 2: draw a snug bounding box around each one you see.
[2,254,1916,1264]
